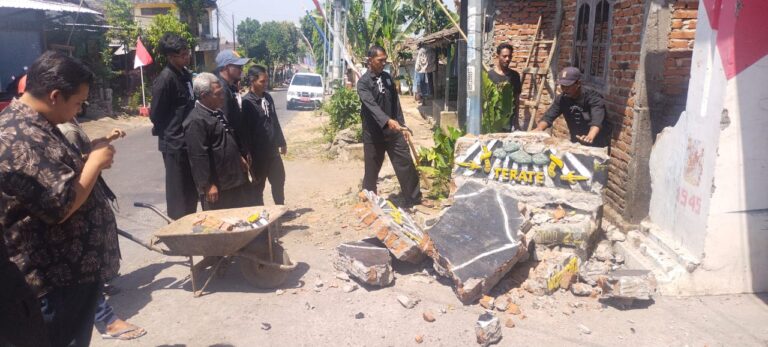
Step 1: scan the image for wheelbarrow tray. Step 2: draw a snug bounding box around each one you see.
[153,206,287,257]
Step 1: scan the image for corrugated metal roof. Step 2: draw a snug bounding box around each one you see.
[0,0,101,15]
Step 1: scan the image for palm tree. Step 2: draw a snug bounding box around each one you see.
[369,0,419,92]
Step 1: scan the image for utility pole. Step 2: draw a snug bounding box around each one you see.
[232,14,236,50]
[466,0,483,135]
[332,0,343,85]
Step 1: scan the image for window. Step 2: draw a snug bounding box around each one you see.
[572,0,613,85]
[140,7,171,16]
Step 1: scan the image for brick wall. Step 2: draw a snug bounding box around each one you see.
[491,0,696,225]
[658,0,697,134]
[491,0,558,127]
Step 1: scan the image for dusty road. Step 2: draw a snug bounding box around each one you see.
[84,91,768,346]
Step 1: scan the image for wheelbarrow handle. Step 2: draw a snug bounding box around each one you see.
[117,228,172,255]
[133,202,175,224]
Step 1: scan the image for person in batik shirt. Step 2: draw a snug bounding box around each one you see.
[0,51,119,347]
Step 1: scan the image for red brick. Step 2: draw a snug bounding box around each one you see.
[673,9,698,19]
[670,31,696,40]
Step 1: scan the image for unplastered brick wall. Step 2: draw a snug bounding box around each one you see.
[660,0,697,132]
[491,0,559,126]
[543,0,647,214]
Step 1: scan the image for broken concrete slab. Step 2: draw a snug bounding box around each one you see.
[357,190,427,264]
[423,181,528,304]
[397,295,419,309]
[522,250,580,296]
[333,238,394,286]
[593,240,615,262]
[475,312,502,346]
[599,269,657,301]
[571,283,594,296]
[580,260,613,286]
[453,133,610,200]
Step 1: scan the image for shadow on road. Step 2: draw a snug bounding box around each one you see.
[108,261,182,321]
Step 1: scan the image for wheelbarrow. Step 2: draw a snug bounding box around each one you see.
[117,202,297,297]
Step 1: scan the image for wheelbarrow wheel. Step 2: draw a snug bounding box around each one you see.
[239,237,293,289]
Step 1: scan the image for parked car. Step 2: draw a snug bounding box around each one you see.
[286,73,323,110]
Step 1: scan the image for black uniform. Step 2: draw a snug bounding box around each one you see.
[242,91,286,205]
[357,70,421,206]
[488,69,522,130]
[183,102,250,210]
[541,88,611,148]
[150,64,198,219]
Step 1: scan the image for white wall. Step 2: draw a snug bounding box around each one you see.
[647,0,768,294]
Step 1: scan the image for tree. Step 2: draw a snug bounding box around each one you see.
[368,0,420,92]
[144,12,197,68]
[237,18,261,49]
[237,19,301,80]
[104,0,139,72]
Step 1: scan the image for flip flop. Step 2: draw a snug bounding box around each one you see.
[101,326,147,341]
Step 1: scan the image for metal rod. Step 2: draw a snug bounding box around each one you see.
[195,256,228,297]
[116,228,171,255]
[434,0,468,42]
[133,202,174,224]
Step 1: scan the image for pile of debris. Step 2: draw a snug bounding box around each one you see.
[335,132,657,344]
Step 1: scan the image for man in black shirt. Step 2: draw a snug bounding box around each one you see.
[184,72,250,210]
[150,33,197,219]
[536,67,611,147]
[214,50,249,145]
[357,45,421,207]
[487,43,522,130]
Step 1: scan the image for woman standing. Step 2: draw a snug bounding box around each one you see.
[242,65,287,205]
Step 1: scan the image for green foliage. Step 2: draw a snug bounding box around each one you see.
[144,12,197,68]
[238,19,301,75]
[481,69,516,133]
[127,85,151,113]
[321,87,362,142]
[104,0,139,72]
[417,126,463,198]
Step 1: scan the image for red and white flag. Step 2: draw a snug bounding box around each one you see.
[134,37,153,69]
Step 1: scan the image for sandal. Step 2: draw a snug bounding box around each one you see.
[101,326,147,341]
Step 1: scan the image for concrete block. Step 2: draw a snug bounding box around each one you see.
[424,181,528,304]
[475,312,502,346]
[334,238,394,286]
[452,132,610,199]
[361,190,426,264]
[599,269,657,301]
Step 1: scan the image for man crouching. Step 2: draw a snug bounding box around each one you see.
[184,72,251,210]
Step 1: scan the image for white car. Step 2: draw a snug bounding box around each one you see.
[286,73,324,110]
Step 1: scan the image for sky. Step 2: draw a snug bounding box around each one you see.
[213,0,456,42]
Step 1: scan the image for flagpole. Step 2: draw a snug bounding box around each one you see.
[140,65,146,108]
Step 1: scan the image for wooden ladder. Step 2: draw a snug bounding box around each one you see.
[520,16,558,131]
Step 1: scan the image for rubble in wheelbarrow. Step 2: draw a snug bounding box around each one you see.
[190,210,271,233]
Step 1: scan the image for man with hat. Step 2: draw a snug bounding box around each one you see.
[535,66,611,147]
[214,50,250,139]
[214,50,257,203]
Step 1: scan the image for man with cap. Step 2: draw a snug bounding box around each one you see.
[150,33,197,219]
[535,66,611,148]
[214,50,250,135]
[213,50,256,201]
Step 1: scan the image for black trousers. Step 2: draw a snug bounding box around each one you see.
[252,151,286,205]
[39,282,101,347]
[363,136,421,205]
[201,184,250,211]
[0,259,49,347]
[162,151,199,220]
